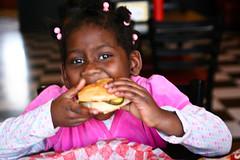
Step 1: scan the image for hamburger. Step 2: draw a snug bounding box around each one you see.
[77,78,130,114]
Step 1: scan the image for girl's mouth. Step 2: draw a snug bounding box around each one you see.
[83,71,111,85]
[84,76,110,85]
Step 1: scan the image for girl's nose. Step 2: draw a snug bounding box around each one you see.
[81,63,101,78]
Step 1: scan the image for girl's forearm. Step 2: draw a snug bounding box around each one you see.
[154,108,184,137]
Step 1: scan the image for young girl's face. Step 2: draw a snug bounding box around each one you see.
[62,24,141,88]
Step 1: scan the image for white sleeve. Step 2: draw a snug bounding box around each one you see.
[0,99,59,159]
[157,104,232,157]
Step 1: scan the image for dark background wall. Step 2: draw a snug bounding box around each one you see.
[17,0,65,33]
[186,0,240,30]
[2,0,240,32]
[0,0,17,9]
[164,0,240,30]
[215,0,240,30]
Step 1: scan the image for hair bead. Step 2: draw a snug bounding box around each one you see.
[54,27,61,34]
[132,33,138,44]
[56,33,62,40]
[103,2,110,12]
[123,21,130,26]
[53,26,62,40]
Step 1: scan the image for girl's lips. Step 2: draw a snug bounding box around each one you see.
[84,76,110,85]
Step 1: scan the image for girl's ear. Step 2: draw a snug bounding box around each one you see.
[61,64,70,88]
[129,50,142,76]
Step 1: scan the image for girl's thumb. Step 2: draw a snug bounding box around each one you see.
[66,79,86,98]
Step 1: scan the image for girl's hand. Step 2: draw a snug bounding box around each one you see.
[105,78,161,128]
[51,79,93,128]
[106,78,184,136]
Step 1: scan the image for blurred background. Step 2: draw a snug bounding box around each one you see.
[0,0,240,154]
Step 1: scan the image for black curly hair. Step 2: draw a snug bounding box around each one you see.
[58,0,141,64]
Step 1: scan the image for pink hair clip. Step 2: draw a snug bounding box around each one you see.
[54,27,61,34]
[53,26,62,40]
[132,33,138,44]
[103,2,109,12]
[56,33,62,40]
[123,21,130,26]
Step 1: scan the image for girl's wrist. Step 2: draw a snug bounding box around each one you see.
[153,109,184,137]
[150,108,164,129]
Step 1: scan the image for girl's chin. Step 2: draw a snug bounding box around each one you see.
[94,112,115,121]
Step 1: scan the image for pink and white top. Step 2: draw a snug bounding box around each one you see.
[24,75,190,151]
[0,75,232,159]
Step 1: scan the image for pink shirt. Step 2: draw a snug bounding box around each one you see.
[24,75,190,152]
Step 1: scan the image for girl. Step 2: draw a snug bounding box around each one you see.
[0,0,232,159]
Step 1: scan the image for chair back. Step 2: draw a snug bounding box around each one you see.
[177,79,205,107]
[150,20,221,111]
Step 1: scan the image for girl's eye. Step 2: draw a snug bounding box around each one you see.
[72,58,84,64]
[99,53,112,60]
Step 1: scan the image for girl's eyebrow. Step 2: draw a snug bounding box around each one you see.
[95,44,115,50]
[67,49,83,54]
[67,44,115,54]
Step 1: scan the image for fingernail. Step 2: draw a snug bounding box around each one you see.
[108,87,112,91]
[76,108,81,114]
[92,110,98,115]
[106,83,113,88]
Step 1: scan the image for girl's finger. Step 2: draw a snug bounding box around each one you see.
[68,118,89,126]
[70,103,89,114]
[107,80,146,94]
[67,107,90,119]
[64,79,86,99]
[105,78,142,89]
[115,90,146,104]
[108,83,147,98]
